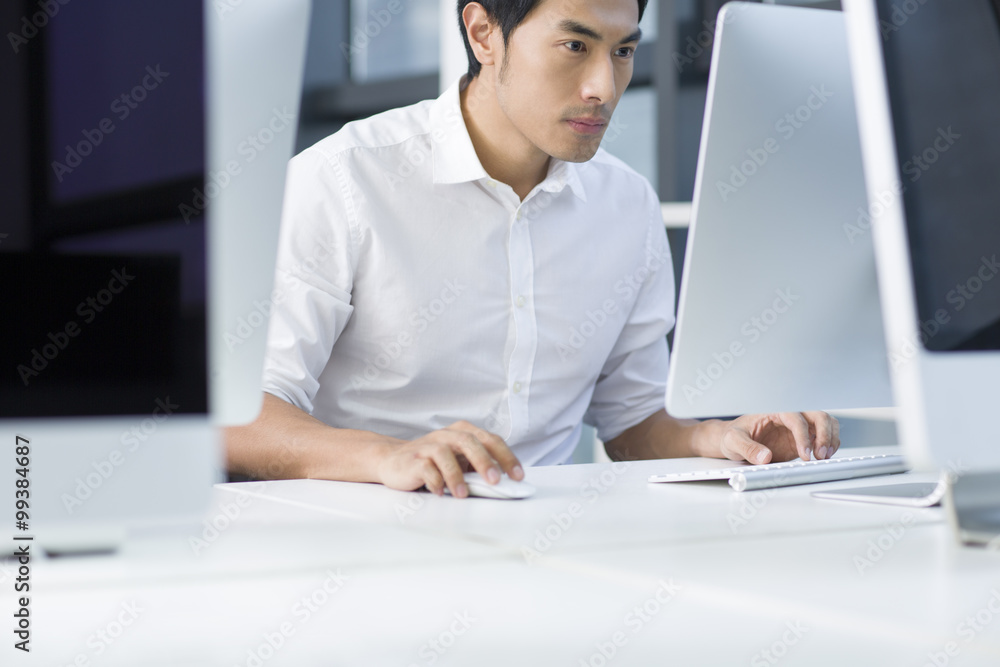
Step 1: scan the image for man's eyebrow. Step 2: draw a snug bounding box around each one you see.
[556,19,642,45]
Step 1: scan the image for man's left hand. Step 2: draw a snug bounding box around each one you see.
[711,412,840,465]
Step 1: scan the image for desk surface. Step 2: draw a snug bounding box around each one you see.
[13,446,1000,666]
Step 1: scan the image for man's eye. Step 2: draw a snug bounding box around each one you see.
[616,46,635,58]
[565,41,584,52]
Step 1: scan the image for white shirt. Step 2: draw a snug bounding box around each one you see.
[262,77,675,466]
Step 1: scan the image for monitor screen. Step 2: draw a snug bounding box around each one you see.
[45,4,203,206]
[876,0,1000,351]
[0,0,207,417]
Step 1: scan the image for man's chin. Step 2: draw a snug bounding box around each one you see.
[550,141,602,164]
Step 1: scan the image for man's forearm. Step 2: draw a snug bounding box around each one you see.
[224,392,399,481]
[604,409,725,461]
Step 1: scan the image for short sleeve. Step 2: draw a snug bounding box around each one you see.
[261,149,359,414]
[583,186,676,443]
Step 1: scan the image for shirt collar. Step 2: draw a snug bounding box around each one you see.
[430,76,489,185]
[542,155,588,203]
[430,76,588,203]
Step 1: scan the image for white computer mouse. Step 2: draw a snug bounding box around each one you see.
[445,471,536,499]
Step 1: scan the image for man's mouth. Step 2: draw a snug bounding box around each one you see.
[566,117,607,135]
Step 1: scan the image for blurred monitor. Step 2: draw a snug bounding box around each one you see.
[844,0,1000,474]
[0,0,309,552]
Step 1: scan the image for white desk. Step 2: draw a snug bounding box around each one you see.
[13,446,1000,666]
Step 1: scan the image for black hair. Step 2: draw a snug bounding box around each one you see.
[457,0,649,80]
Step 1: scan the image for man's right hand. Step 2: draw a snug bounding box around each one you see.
[376,421,524,499]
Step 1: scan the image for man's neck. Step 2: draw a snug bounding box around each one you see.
[460,74,551,202]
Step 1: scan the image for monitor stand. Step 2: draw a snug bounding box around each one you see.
[6,417,218,556]
[946,471,1000,548]
[814,470,1000,548]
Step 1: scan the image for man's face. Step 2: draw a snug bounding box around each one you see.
[493,0,640,163]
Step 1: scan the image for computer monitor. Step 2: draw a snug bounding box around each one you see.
[843,0,1000,542]
[0,0,310,553]
[665,2,893,419]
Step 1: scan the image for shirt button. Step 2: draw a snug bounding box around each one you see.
[488,180,497,188]
[516,295,526,308]
[515,211,523,221]
[512,382,522,394]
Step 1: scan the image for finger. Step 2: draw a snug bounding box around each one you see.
[430,445,468,499]
[804,411,834,459]
[451,431,502,484]
[421,459,446,496]
[830,415,841,456]
[452,422,524,481]
[720,428,772,465]
[481,433,523,480]
[777,412,814,461]
[454,453,473,473]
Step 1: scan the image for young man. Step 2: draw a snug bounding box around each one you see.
[225,0,840,498]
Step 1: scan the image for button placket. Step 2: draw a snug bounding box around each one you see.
[505,201,537,441]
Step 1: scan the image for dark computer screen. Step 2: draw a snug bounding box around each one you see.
[46,5,203,205]
[876,0,1000,351]
[0,0,207,417]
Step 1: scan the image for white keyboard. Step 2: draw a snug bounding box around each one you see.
[648,454,909,492]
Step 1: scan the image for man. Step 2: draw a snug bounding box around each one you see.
[225,0,840,498]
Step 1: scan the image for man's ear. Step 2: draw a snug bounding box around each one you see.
[463,2,500,71]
